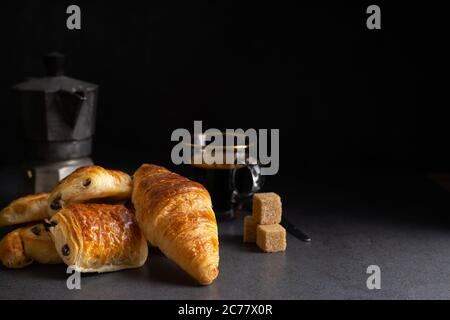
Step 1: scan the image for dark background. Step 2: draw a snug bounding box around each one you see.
[2,2,450,300]
[0,1,449,188]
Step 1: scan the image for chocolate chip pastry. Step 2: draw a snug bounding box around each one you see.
[47,203,148,273]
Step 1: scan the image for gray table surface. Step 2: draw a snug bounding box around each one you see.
[1,169,450,300]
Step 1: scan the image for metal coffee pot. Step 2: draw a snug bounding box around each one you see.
[13,52,98,192]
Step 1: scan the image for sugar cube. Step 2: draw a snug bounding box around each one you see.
[253,192,282,225]
[256,224,286,253]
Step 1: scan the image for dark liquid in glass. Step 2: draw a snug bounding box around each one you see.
[189,163,242,215]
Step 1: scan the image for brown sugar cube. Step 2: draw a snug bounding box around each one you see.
[253,192,282,225]
[243,215,258,243]
[256,224,286,253]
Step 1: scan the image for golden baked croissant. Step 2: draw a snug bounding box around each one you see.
[0,223,61,268]
[0,193,50,227]
[132,164,219,285]
[48,165,132,216]
[48,203,148,273]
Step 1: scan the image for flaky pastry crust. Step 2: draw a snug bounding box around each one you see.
[48,166,132,216]
[48,203,148,273]
[132,164,219,285]
[0,193,50,227]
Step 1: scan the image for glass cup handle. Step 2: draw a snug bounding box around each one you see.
[229,163,265,206]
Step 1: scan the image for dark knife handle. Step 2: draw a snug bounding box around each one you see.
[281,217,311,242]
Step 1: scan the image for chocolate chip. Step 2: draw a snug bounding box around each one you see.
[62,244,70,256]
[31,226,41,236]
[50,195,62,210]
[43,220,58,231]
[83,178,91,187]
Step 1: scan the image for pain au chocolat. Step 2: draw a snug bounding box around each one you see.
[0,193,50,227]
[48,203,148,273]
[47,165,132,216]
[0,223,61,268]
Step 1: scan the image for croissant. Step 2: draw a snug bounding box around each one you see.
[48,203,148,273]
[0,223,61,268]
[132,164,219,285]
[0,193,50,227]
[48,165,132,216]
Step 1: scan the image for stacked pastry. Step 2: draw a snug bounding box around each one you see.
[0,164,219,285]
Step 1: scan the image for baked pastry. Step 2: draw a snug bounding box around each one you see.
[0,223,62,268]
[0,193,50,227]
[21,223,62,264]
[0,228,32,268]
[132,164,219,285]
[48,203,148,273]
[48,165,132,216]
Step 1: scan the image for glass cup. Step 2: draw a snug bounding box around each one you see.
[187,132,264,220]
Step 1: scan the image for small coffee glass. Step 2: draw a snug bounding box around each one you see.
[187,132,264,220]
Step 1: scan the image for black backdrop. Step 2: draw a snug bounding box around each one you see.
[0,1,449,187]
